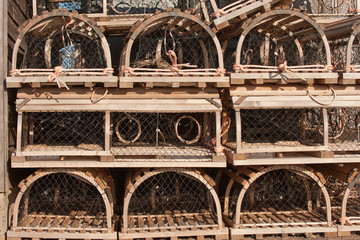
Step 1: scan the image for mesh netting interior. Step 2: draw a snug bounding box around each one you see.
[293,0,356,14]
[38,1,103,14]
[18,173,107,227]
[22,112,104,151]
[128,172,216,218]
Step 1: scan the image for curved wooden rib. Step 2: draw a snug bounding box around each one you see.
[123,168,223,232]
[235,9,331,68]
[12,10,112,70]
[346,22,360,69]
[341,171,360,225]
[121,11,224,72]
[13,168,114,232]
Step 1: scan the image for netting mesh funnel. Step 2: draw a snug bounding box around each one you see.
[37,0,104,14]
[293,0,357,15]
[13,169,114,233]
[21,112,105,153]
[233,10,332,78]
[11,11,112,77]
[121,11,224,77]
[222,166,332,228]
[123,168,223,232]
[111,112,217,160]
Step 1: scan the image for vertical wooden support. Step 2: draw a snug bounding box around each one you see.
[32,0,37,16]
[235,109,241,153]
[0,1,7,239]
[103,0,107,15]
[105,111,110,151]
[216,111,221,153]
[16,113,23,154]
[322,108,329,147]
[358,0,360,10]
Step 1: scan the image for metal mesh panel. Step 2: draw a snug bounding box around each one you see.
[18,173,107,229]
[37,0,104,14]
[326,108,360,155]
[111,112,215,159]
[222,38,238,72]
[127,171,217,228]
[126,17,219,76]
[22,112,105,152]
[345,177,360,221]
[329,37,348,72]
[18,16,106,70]
[238,109,324,149]
[350,34,360,67]
[293,0,356,15]
[239,29,327,69]
[240,169,328,224]
[108,0,181,14]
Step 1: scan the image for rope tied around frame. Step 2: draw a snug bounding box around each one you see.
[208,116,232,153]
[306,84,336,106]
[168,50,179,72]
[48,66,70,90]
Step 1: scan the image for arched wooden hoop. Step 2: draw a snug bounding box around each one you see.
[12,11,112,70]
[13,168,113,232]
[223,165,331,227]
[123,168,223,232]
[346,22,360,68]
[341,172,360,225]
[235,10,331,67]
[121,11,224,70]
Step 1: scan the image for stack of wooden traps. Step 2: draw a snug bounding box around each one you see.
[6,0,360,239]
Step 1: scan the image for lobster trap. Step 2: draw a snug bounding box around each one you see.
[230,9,337,85]
[7,11,115,88]
[34,0,105,15]
[220,165,335,238]
[9,168,115,239]
[14,88,226,166]
[325,19,360,84]
[293,0,358,15]
[121,168,228,239]
[119,11,228,88]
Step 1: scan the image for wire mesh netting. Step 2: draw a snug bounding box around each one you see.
[325,108,360,155]
[37,0,104,14]
[292,0,357,15]
[329,37,348,72]
[228,169,328,225]
[127,171,218,230]
[222,38,238,72]
[111,112,216,160]
[107,0,200,14]
[349,33,360,72]
[124,16,220,76]
[235,14,329,74]
[224,108,324,151]
[15,14,108,75]
[344,176,360,223]
[22,112,105,152]
[18,172,108,229]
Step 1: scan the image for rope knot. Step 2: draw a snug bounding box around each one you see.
[103,68,114,74]
[216,68,226,74]
[122,66,134,74]
[278,61,287,72]
[10,69,21,76]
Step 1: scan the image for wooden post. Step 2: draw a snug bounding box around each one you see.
[235,109,241,153]
[32,0,37,16]
[216,111,221,153]
[105,111,110,151]
[322,108,329,147]
[0,0,7,239]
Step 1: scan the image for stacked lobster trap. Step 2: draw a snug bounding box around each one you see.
[8,0,360,239]
[216,165,336,238]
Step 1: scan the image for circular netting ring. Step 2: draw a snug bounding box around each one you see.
[174,115,202,145]
[12,168,114,233]
[115,115,142,144]
[234,10,332,73]
[11,10,112,76]
[120,11,224,76]
[222,165,332,227]
[123,168,223,232]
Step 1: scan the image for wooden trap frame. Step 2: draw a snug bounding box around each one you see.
[119,11,228,88]
[217,165,336,239]
[229,9,338,85]
[7,168,116,240]
[7,10,116,88]
[120,168,228,240]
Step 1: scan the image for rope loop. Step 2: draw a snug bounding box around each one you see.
[91,87,108,104]
[10,69,21,76]
[306,85,336,106]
